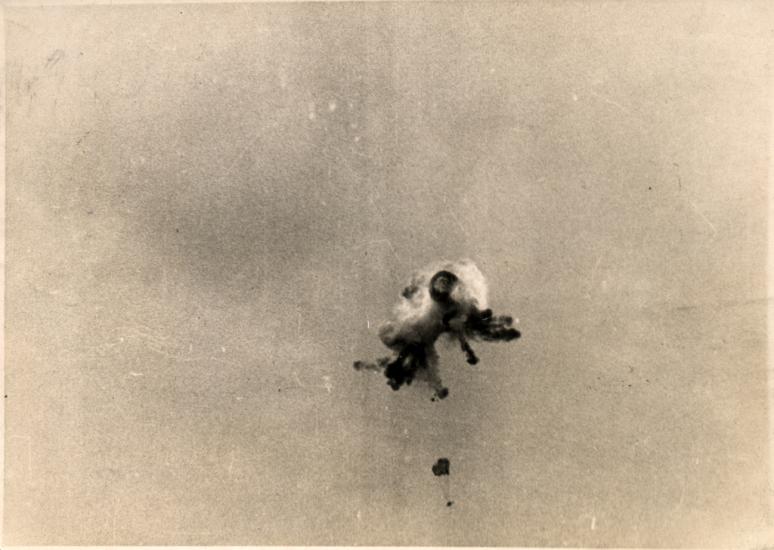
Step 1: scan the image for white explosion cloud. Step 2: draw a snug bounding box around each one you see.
[354,259,520,400]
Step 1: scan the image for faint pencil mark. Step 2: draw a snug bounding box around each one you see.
[673,162,682,189]
[677,475,687,509]
[655,295,771,313]
[688,200,717,236]
[45,49,65,69]
[75,130,91,145]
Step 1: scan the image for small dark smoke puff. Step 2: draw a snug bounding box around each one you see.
[462,308,520,344]
[354,260,520,399]
[355,345,447,396]
[383,343,427,390]
[432,458,450,476]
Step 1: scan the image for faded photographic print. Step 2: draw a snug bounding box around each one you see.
[3,1,771,547]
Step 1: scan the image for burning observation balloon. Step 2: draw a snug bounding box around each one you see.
[353,259,520,400]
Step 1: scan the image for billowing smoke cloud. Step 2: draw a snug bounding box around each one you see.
[354,259,520,399]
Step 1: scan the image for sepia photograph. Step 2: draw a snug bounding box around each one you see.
[3,1,772,547]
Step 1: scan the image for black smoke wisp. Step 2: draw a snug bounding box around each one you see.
[353,260,520,399]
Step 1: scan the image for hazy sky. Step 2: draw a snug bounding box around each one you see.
[5,2,770,546]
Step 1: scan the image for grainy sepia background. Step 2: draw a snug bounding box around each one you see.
[4,1,771,547]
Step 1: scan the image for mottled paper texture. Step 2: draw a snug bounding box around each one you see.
[4,1,771,547]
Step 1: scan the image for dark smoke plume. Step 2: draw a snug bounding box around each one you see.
[432,458,450,476]
[354,260,520,399]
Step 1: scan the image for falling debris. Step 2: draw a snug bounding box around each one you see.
[432,458,453,506]
[432,458,450,476]
[353,259,520,399]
